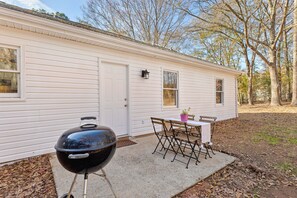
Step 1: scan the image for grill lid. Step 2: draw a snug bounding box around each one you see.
[55,118,117,152]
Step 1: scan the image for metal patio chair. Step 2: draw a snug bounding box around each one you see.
[188,114,195,121]
[151,117,175,159]
[182,114,196,152]
[170,120,201,169]
[192,125,212,159]
[199,116,217,155]
[187,114,196,133]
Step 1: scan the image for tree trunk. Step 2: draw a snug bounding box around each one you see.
[293,62,297,105]
[277,41,282,101]
[248,74,253,105]
[269,49,281,106]
[284,30,291,101]
[292,0,297,105]
[286,66,292,101]
[269,66,281,105]
[293,56,297,104]
[243,45,254,105]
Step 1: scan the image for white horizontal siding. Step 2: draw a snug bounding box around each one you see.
[26,60,98,73]
[128,63,237,136]
[0,28,99,163]
[0,26,237,163]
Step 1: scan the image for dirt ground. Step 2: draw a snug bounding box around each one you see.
[176,104,297,198]
[0,104,296,197]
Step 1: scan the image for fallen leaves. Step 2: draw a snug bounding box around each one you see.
[0,154,57,197]
[175,104,297,198]
[0,104,297,197]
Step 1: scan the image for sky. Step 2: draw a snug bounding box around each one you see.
[1,0,85,21]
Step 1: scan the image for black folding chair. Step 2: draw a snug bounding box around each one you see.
[188,114,195,120]
[170,120,201,169]
[151,117,175,159]
[187,114,196,135]
[199,116,217,155]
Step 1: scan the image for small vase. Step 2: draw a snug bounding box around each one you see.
[180,114,188,122]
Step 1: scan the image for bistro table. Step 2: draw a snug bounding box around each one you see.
[164,118,212,148]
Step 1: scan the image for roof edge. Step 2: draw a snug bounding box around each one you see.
[0,2,241,75]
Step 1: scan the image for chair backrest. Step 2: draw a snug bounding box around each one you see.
[199,116,217,123]
[199,116,217,138]
[188,114,195,121]
[170,120,188,135]
[170,120,199,143]
[151,117,170,136]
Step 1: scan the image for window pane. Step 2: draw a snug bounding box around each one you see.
[163,71,177,89]
[216,79,223,91]
[0,72,18,93]
[216,92,222,104]
[0,47,17,70]
[163,90,177,106]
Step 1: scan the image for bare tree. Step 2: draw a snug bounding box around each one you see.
[292,0,297,105]
[193,32,242,68]
[228,0,293,106]
[243,42,257,105]
[184,0,292,106]
[283,29,292,101]
[182,1,259,105]
[82,0,189,50]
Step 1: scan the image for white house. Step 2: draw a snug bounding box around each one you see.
[0,3,241,163]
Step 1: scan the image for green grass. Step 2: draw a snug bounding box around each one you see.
[288,138,297,145]
[252,126,297,146]
[253,133,281,145]
[275,162,297,175]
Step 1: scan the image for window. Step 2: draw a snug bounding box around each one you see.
[216,79,224,104]
[163,70,178,107]
[0,45,20,98]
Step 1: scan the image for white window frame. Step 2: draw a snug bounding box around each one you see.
[216,78,224,105]
[162,69,179,108]
[0,44,23,100]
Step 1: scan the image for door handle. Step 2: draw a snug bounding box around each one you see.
[124,104,128,107]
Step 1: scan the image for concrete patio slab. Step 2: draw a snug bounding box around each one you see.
[50,135,236,198]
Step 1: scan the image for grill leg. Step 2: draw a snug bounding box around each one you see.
[83,173,88,198]
[67,174,77,198]
[101,169,117,198]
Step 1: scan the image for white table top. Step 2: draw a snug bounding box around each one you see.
[164,118,210,127]
[164,118,212,144]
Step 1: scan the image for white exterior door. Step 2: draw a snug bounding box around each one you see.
[101,62,128,136]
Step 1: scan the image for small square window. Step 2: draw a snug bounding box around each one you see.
[0,45,21,98]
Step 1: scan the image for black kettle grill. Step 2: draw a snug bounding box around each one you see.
[55,117,117,198]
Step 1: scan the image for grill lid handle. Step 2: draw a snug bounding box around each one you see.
[81,117,97,120]
[68,153,89,159]
[80,117,97,128]
[81,123,97,128]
